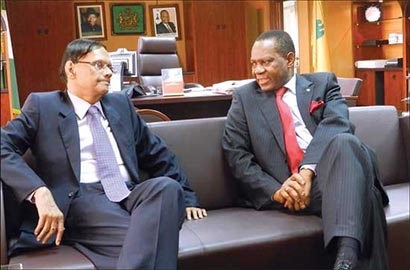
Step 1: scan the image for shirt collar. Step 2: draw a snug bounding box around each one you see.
[283,74,297,95]
[67,90,105,120]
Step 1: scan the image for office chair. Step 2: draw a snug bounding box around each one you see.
[136,109,171,122]
[337,77,363,107]
[136,37,203,90]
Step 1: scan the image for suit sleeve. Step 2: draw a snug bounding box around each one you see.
[301,72,354,165]
[128,99,200,207]
[1,94,46,203]
[222,90,282,210]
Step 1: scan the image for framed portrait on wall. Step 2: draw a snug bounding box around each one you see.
[74,2,107,40]
[110,3,145,35]
[149,4,181,40]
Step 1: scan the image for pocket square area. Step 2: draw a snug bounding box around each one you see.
[310,100,324,114]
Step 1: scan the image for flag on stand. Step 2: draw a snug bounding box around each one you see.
[1,4,20,118]
[311,0,331,72]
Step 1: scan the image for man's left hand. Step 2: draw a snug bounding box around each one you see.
[186,207,207,220]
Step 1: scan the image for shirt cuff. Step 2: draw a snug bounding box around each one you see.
[300,164,317,175]
[26,191,36,204]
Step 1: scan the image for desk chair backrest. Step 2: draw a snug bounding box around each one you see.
[337,77,363,96]
[137,37,180,87]
[136,109,171,122]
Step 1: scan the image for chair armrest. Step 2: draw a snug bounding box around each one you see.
[184,83,204,89]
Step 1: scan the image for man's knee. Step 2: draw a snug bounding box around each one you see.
[150,176,184,197]
[329,133,361,148]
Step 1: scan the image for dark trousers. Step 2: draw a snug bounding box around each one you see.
[266,133,388,270]
[308,133,388,270]
[63,177,185,270]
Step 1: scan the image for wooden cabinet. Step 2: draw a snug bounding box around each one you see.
[356,68,404,108]
[384,69,404,107]
[6,0,75,105]
[183,1,249,87]
[352,0,409,112]
[355,69,377,105]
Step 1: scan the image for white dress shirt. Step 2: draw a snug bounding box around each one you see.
[282,75,313,151]
[67,91,131,183]
[282,75,316,173]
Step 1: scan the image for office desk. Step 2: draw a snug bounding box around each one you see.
[132,91,232,120]
[132,92,358,120]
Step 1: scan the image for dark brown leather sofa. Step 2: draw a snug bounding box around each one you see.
[1,105,409,270]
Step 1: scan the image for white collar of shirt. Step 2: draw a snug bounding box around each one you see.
[283,74,296,95]
[67,90,105,120]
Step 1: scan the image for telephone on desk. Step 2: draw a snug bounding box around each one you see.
[121,82,160,98]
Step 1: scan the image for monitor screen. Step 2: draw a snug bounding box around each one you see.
[109,48,137,76]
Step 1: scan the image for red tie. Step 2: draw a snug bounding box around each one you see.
[275,87,304,173]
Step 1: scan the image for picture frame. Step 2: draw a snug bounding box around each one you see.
[74,2,107,40]
[110,3,145,35]
[149,4,182,40]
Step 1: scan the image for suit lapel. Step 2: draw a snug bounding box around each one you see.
[254,88,286,154]
[296,75,316,134]
[58,95,81,182]
[101,99,138,180]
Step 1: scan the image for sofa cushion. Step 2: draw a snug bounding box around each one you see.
[383,182,410,268]
[177,183,409,270]
[9,246,95,270]
[178,207,333,270]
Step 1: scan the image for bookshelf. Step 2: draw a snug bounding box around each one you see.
[352,0,409,112]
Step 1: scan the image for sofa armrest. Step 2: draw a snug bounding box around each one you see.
[399,114,410,177]
[1,181,8,266]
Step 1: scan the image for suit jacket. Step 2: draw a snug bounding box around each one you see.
[81,22,102,33]
[222,72,387,210]
[156,22,176,34]
[1,90,198,245]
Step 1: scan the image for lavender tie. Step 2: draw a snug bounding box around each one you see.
[87,106,130,202]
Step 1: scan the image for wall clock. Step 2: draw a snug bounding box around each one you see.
[364,5,381,22]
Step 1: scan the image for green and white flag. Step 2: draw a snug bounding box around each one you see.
[1,4,20,118]
[311,0,331,72]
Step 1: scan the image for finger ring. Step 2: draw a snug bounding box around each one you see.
[51,227,56,230]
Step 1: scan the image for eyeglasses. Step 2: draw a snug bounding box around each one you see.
[76,60,114,73]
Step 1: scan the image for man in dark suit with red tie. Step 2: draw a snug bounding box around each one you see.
[222,30,389,270]
[1,38,206,270]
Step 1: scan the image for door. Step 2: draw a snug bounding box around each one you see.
[6,0,75,105]
[189,1,248,87]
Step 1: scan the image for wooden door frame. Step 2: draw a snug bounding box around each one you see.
[269,0,284,30]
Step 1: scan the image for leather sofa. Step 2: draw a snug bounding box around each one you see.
[1,105,409,270]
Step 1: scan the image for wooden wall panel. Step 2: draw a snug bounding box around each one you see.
[0,91,11,126]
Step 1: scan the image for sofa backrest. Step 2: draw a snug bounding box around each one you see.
[349,106,408,185]
[148,117,238,210]
[148,105,408,209]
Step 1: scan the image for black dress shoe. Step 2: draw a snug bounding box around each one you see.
[333,259,354,270]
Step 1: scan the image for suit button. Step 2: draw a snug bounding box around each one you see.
[68,192,75,198]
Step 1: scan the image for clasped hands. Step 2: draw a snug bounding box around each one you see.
[272,169,314,211]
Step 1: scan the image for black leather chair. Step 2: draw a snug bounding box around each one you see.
[136,109,171,122]
[337,77,363,107]
[136,36,203,91]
